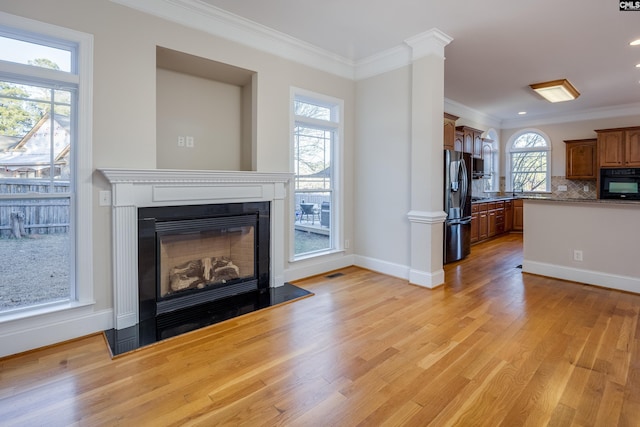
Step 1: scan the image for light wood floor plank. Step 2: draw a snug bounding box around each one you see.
[2,233,640,425]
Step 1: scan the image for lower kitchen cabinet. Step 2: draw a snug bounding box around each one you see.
[470,204,479,243]
[513,199,524,231]
[472,199,515,244]
[504,200,513,232]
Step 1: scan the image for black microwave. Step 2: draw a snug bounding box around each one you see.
[600,168,640,200]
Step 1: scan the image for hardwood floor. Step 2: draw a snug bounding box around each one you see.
[2,233,640,426]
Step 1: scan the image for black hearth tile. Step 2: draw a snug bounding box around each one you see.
[103,283,313,358]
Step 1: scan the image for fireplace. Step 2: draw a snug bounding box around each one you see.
[138,202,270,322]
[99,168,292,331]
[100,169,310,356]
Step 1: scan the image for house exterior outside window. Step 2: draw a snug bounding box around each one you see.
[291,89,342,259]
[0,13,93,316]
[507,129,551,193]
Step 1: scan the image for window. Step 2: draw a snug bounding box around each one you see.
[0,14,93,316]
[482,129,499,193]
[291,89,342,259]
[507,130,551,193]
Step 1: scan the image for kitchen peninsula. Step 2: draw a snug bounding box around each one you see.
[522,198,640,294]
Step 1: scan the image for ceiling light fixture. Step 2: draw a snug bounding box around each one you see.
[529,79,580,103]
[631,39,640,46]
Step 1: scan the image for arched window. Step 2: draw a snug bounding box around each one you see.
[507,129,551,192]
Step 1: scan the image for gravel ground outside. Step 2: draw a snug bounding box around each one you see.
[0,234,70,311]
[295,230,330,254]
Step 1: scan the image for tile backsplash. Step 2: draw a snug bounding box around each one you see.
[472,176,597,199]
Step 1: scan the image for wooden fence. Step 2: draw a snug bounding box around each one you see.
[0,180,70,238]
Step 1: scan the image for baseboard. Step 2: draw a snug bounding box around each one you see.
[353,254,409,280]
[523,261,640,294]
[285,254,355,282]
[0,308,113,358]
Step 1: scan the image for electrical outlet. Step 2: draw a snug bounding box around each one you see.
[558,185,567,192]
[186,136,194,148]
[573,249,583,262]
[177,136,185,147]
[583,185,590,192]
[344,239,350,249]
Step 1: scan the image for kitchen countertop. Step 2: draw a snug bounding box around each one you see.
[472,195,640,206]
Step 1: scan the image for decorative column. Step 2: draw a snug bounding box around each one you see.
[405,29,452,288]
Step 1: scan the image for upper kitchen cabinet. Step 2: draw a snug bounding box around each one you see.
[596,126,640,168]
[456,126,484,158]
[564,138,596,179]
[443,113,458,151]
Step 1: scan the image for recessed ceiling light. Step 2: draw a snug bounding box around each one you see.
[631,39,640,46]
[518,111,527,115]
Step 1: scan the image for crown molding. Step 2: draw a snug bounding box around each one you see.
[404,28,453,61]
[112,0,452,83]
[444,98,502,130]
[111,0,356,79]
[500,102,640,129]
[354,45,412,80]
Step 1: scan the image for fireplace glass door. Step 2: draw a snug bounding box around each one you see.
[156,216,256,300]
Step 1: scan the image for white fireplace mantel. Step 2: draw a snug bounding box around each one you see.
[99,168,292,330]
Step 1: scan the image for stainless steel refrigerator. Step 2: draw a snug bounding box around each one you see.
[444,150,472,264]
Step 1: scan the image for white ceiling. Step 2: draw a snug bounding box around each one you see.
[121,0,640,127]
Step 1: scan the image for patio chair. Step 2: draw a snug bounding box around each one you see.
[299,203,318,224]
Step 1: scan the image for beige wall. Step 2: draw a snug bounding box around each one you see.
[523,200,640,293]
[156,69,243,171]
[0,0,355,319]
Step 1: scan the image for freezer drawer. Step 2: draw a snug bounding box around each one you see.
[444,220,471,264]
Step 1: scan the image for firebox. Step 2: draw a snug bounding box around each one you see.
[137,202,270,322]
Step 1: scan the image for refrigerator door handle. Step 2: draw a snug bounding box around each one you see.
[459,158,469,216]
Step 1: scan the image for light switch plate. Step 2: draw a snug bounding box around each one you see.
[99,190,111,206]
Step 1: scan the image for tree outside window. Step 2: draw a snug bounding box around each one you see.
[509,131,551,193]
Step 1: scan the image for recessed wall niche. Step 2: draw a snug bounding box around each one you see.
[156,46,256,171]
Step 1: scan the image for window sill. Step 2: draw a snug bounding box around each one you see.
[0,299,96,325]
[290,248,346,263]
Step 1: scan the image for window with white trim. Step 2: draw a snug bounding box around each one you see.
[0,13,93,315]
[291,89,342,259]
[482,129,499,193]
[507,130,551,192]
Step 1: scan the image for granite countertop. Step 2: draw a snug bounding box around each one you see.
[471,194,640,205]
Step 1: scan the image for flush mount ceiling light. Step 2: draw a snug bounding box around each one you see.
[529,79,580,103]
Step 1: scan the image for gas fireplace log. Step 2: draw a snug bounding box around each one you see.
[169,257,240,292]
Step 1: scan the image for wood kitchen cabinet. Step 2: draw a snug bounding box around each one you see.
[596,126,640,168]
[564,138,596,179]
[512,199,524,231]
[454,130,464,152]
[443,113,458,151]
[472,200,510,244]
[470,204,479,243]
[504,200,513,232]
[487,202,497,237]
[456,125,484,158]
[495,201,505,235]
[478,205,488,241]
